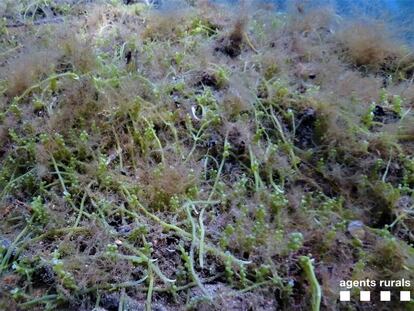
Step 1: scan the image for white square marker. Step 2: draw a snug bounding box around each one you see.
[380,291,391,301]
[340,291,350,302]
[360,291,371,302]
[400,291,411,302]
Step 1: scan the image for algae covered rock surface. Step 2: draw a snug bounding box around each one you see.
[1,1,414,310]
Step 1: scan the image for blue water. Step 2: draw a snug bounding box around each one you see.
[215,0,414,41]
[272,0,414,17]
[300,0,414,41]
[328,0,411,22]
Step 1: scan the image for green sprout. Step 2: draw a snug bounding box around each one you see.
[287,232,304,252]
[30,196,48,225]
[51,252,78,290]
[299,256,321,311]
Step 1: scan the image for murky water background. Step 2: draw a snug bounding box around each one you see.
[214,0,414,42]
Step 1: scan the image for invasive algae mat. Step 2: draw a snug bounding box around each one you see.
[1,1,414,310]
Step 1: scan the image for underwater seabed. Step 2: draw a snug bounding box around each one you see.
[1,0,414,310]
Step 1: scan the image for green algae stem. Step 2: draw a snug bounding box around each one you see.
[299,256,321,311]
